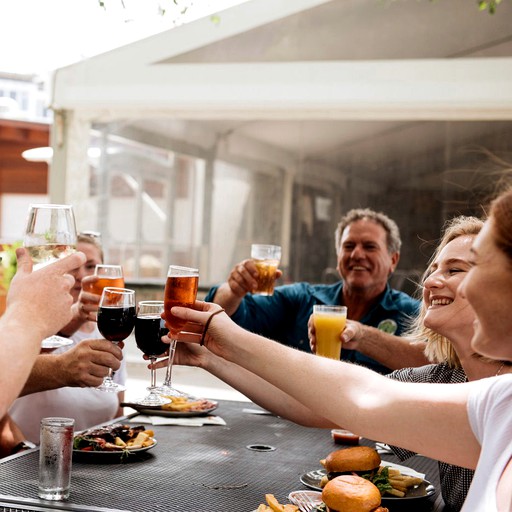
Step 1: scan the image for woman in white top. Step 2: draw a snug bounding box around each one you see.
[167,188,512,511]
[10,233,126,443]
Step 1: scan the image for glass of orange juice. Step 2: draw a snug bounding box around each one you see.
[313,305,347,360]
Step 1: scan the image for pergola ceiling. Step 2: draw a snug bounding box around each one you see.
[164,0,512,64]
[51,0,512,198]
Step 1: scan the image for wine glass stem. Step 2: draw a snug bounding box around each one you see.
[163,339,177,387]
[149,357,157,388]
[105,368,114,384]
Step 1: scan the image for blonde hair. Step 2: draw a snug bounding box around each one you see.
[408,216,483,367]
[77,232,104,262]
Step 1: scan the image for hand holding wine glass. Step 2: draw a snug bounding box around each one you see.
[23,204,78,349]
[155,265,199,397]
[97,287,136,393]
[133,301,171,406]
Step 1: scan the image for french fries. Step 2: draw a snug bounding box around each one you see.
[126,430,155,450]
[256,494,298,512]
[161,396,216,412]
[378,466,424,497]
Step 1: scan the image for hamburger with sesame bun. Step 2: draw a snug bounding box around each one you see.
[321,475,389,512]
[319,446,381,487]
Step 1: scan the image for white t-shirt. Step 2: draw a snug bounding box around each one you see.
[9,326,127,444]
[462,373,512,511]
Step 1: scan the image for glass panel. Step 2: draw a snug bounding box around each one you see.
[208,159,284,284]
[80,119,512,288]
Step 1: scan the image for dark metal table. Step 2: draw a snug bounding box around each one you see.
[0,400,445,512]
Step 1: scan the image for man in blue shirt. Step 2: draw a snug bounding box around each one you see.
[205,208,425,374]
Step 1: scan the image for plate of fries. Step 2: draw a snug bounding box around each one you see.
[254,493,299,511]
[300,464,435,502]
[73,423,157,461]
[122,396,218,417]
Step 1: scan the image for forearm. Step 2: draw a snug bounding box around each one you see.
[204,353,335,428]
[211,283,244,317]
[219,323,479,468]
[19,355,67,396]
[353,326,429,369]
[0,312,46,416]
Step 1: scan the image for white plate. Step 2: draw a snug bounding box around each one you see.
[122,400,218,417]
[41,335,73,349]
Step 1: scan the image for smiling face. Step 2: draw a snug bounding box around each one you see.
[422,235,476,345]
[459,219,512,361]
[337,219,399,297]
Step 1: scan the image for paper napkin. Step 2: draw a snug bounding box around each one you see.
[129,415,226,427]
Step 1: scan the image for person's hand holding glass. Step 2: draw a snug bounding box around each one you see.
[23,204,77,349]
[133,301,170,406]
[96,287,136,392]
[311,305,347,360]
[156,265,199,397]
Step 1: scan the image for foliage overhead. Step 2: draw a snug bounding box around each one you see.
[98,0,504,15]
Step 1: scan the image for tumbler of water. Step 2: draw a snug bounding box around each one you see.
[38,417,74,501]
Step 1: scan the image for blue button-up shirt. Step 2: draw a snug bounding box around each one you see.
[205,281,420,374]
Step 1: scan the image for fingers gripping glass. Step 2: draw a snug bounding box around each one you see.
[154,265,199,397]
[23,204,78,349]
[133,301,171,406]
[96,287,136,393]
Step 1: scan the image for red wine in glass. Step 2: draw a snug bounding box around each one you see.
[98,306,136,342]
[133,300,171,406]
[135,316,169,357]
[96,287,136,393]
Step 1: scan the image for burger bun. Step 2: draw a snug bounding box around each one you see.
[322,475,385,512]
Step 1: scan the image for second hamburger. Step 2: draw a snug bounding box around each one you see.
[319,446,381,487]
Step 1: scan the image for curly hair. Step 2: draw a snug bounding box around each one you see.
[334,208,401,255]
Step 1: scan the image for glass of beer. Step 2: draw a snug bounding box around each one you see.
[83,264,125,296]
[313,305,348,360]
[156,265,199,397]
[250,244,281,296]
[23,204,77,270]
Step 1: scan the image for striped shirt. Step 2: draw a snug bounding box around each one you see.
[387,363,472,512]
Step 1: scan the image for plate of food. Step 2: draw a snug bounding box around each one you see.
[73,423,156,461]
[122,396,218,417]
[300,446,435,503]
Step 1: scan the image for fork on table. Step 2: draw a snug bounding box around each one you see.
[289,492,318,512]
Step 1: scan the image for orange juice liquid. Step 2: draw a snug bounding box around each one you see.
[314,312,347,359]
